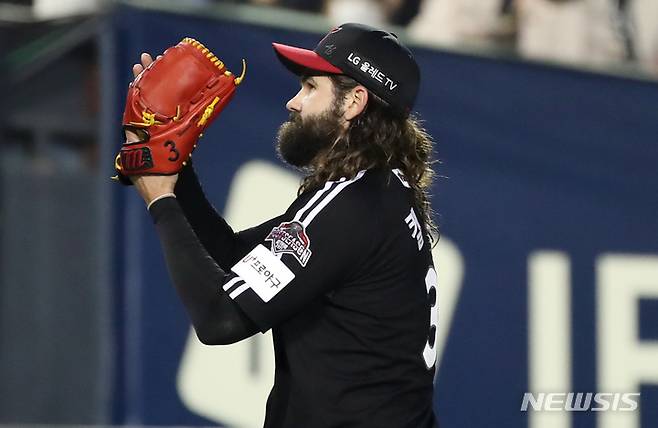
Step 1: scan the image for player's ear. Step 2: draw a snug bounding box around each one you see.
[342,85,368,121]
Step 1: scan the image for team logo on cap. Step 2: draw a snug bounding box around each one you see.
[324,44,337,55]
[265,221,312,267]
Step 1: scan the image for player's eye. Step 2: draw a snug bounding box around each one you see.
[300,77,315,90]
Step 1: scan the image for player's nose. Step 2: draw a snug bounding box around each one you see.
[286,89,303,113]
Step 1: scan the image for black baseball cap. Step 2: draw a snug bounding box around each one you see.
[273,23,420,116]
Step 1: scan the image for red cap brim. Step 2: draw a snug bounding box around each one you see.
[272,42,343,75]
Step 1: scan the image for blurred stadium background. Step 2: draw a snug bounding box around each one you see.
[1,0,657,427]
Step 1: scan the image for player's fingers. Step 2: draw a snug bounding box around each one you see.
[141,52,154,68]
[132,63,144,78]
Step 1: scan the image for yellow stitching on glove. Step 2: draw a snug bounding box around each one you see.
[181,37,225,70]
[173,105,181,121]
[129,111,163,127]
[197,97,220,127]
[234,59,247,85]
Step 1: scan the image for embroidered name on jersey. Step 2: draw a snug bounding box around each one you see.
[265,221,313,267]
[405,208,424,250]
[230,244,295,302]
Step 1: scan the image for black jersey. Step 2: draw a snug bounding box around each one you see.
[216,167,438,428]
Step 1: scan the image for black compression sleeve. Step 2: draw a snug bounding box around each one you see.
[149,196,258,344]
[175,164,239,270]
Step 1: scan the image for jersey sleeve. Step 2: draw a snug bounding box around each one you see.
[175,164,288,270]
[223,171,376,332]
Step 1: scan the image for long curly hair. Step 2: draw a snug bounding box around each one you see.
[299,75,439,244]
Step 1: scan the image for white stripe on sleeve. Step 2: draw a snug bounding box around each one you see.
[301,170,366,227]
[229,283,250,299]
[293,179,340,222]
[222,276,244,291]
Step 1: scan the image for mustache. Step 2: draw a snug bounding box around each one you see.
[286,112,302,124]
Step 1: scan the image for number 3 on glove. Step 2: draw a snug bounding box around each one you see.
[164,141,180,162]
[112,37,246,185]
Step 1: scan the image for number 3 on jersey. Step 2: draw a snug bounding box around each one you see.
[423,266,439,369]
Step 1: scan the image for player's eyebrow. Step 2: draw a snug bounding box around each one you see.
[300,75,317,86]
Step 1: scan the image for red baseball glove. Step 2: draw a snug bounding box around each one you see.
[112,37,245,184]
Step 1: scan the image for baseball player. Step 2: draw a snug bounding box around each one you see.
[116,23,439,427]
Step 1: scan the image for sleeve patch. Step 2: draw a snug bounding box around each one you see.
[230,244,295,302]
[265,221,312,267]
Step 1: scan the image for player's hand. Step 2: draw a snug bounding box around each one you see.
[124,128,178,206]
[125,51,175,204]
[131,174,178,207]
[132,52,162,78]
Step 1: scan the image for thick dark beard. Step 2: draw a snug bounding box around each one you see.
[275,106,344,169]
